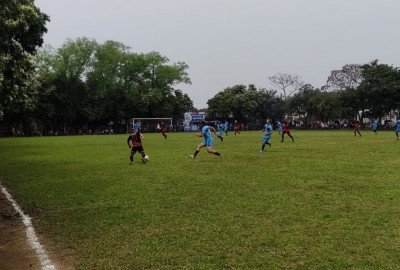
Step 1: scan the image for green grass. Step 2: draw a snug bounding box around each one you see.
[1,130,400,269]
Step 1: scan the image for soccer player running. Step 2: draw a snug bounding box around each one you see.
[127,129,147,164]
[395,117,400,141]
[233,120,241,135]
[224,120,229,136]
[276,121,283,135]
[281,120,295,143]
[353,119,362,137]
[371,119,378,135]
[260,119,273,153]
[188,121,222,159]
[133,122,141,132]
[216,121,224,141]
[160,122,168,139]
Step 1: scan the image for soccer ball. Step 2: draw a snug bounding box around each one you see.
[144,155,149,161]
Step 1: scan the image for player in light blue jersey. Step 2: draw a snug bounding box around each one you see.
[133,122,141,132]
[396,118,400,141]
[224,120,229,136]
[276,121,283,135]
[216,121,224,141]
[371,119,378,135]
[260,119,273,153]
[188,121,222,159]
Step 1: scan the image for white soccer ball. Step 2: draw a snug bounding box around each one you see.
[144,155,149,160]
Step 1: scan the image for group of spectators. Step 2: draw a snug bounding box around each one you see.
[5,118,398,137]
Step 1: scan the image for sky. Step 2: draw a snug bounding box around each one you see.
[35,0,400,108]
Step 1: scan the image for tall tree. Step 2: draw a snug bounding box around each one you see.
[358,60,400,118]
[207,84,284,122]
[323,64,363,91]
[268,73,304,99]
[0,0,49,120]
[285,84,320,118]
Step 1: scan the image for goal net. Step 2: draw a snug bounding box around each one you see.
[132,118,173,133]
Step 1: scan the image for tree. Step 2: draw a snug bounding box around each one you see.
[35,38,98,131]
[268,73,304,99]
[358,60,400,118]
[285,84,320,118]
[0,0,49,120]
[207,84,284,122]
[323,64,362,91]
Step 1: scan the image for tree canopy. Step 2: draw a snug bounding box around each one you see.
[207,84,285,122]
[0,0,49,120]
[29,38,193,133]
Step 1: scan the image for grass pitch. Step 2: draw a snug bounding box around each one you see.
[0,130,399,269]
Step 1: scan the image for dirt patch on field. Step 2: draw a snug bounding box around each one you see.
[0,189,74,270]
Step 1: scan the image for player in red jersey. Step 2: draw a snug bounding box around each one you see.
[281,120,295,143]
[157,122,168,139]
[127,129,147,164]
[233,120,241,135]
[353,120,361,137]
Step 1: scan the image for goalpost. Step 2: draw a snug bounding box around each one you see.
[131,118,173,133]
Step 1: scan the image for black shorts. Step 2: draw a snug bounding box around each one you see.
[131,145,144,154]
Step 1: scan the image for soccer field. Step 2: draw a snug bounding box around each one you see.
[0,131,399,269]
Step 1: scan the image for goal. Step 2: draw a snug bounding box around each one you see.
[131,118,173,133]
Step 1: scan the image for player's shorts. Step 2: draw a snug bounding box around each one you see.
[203,138,214,147]
[282,129,291,135]
[277,128,283,132]
[131,145,144,154]
[396,128,400,133]
[262,135,270,143]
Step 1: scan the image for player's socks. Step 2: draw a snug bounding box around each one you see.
[218,136,223,141]
[262,144,266,151]
[140,152,146,163]
[130,154,134,163]
[193,150,200,158]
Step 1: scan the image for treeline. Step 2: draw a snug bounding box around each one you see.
[207,62,400,125]
[207,84,285,122]
[2,37,194,135]
[2,0,400,136]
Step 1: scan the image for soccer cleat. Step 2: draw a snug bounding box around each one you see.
[130,162,134,165]
[188,154,195,159]
[141,158,146,164]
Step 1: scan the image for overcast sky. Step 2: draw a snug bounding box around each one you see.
[35,0,400,108]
